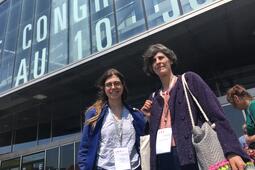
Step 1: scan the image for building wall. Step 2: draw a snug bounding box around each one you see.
[1,0,252,169]
[0,0,215,94]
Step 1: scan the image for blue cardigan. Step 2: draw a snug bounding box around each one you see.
[149,72,249,170]
[78,104,146,170]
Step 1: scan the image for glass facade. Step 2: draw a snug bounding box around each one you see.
[13,0,35,87]
[46,148,59,170]
[0,99,81,155]
[0,158,20,170]
[0,0,22,91]
[60,144,74,170]
[0,0,224,168]
[0,142,80,170]
[49,0,68,71]
[30,0,51,81]
[22,152,44,170]
[0,104,246,169]
[69,0,90,63]
[115,0,146,41]
[0,0,216,94]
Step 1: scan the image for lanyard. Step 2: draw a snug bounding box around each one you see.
[110,108,124,147]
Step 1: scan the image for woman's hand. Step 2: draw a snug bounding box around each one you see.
[227,154,245,170]
[141,100,152,118]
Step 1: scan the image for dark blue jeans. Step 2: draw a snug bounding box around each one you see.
[156,147,198,170]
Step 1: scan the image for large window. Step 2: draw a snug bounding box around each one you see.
[0,0,22,92]
[13,0,36,87]
[60,144,74,170]
[180,0,213,14]
[49,0,68,71]
[22,152,44,170]
[75,142,80,169]
[0,158,20,170]
[46,148,59,170]
[115,0,146,41]
[0,98,82,152]
[30,0,51,81]
[0,0,10,64]
[144,0,182,28]
[0,0,217,93]
[1,142,80,170]
[90,0,117,52]
[69,0,91,63]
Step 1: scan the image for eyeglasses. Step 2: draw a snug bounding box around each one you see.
[105,81,122,88]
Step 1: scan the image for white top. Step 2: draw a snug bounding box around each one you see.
[97,107,140,170]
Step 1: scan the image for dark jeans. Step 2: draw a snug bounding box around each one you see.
[156,147,198,170]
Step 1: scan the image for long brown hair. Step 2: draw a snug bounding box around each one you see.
[85,68,128,126]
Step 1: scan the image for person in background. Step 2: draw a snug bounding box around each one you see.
[141,44,249,170]
[227,84,255,149]
[239,124,248,148]
[238,123,255,161]
[78,68,145,170]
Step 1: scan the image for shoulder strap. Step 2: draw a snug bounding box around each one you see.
[152,92,155,98]
[182,74,214,128]
[148,91,156,102]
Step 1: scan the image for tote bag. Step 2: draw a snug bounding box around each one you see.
[140,134,150,170]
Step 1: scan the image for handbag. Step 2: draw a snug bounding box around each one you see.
[140,134,150,170]
[181,74,226,170]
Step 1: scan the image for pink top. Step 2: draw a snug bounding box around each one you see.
[159,76,177,146]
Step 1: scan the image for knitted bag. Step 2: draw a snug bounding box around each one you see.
[182,74,226,170]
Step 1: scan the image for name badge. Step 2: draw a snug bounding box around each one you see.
[156,128,172,154]
[113,147,131,170]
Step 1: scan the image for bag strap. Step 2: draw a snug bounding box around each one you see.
[181,74,213,128]
[152,92,155,98]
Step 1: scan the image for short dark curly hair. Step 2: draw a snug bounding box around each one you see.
[143,44,177,76]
